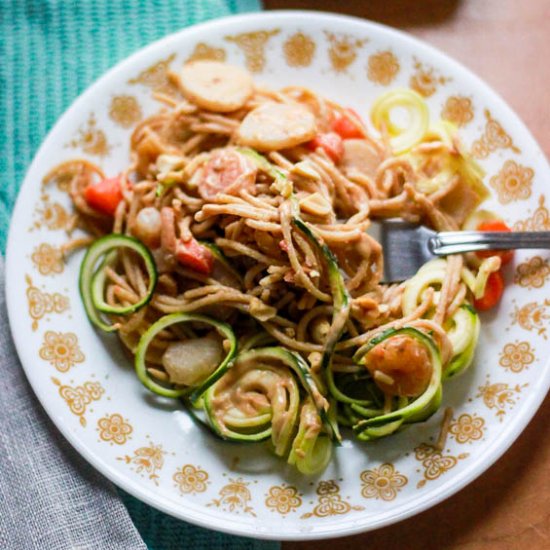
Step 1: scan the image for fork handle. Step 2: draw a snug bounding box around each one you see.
[430,231,550,255]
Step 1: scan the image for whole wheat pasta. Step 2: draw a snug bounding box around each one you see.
[63,62,497,473]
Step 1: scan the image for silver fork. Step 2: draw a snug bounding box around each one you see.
[368,219,550,283]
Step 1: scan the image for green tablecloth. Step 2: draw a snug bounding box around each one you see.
[1,1,279,548]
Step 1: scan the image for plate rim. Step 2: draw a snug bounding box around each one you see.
[5,10,550,541]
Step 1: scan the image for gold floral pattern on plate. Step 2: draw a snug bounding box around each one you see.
[324,31,367,72]
[510,299,550,338]
[513,195,550,232]
[301,480,364,519]
[283,32,316,68]
[514,256,550,289]
[470,109,521,159]
[52,377,104,427]
[97,413,133,445]
[499,341,536,373]
[208,477,256,516]
[128,53,178,95]
[67,113,112,157]
[265,484,302,515]
[414,444,469,488]
[367,50,400,85]
[409,58,450,97]
[186,42,227,64]
[477,377,528,421]
[30,195,71,232]
[26,275,69,331]
[441,95,474,127]
[173,464,209,495]
[118,442,167,485]
[360,463,408,501]
[109,95,142,128]
[225,30,280,73]
[31,243,64,276]
[489,160,534,204]
[39,330,85,372]
[448,413,485,444]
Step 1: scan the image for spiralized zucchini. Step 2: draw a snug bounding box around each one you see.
[402,259,447,317]
[288,398,333,475]
[371,89,429,154]
[80,235,158,332]
[292,215,350,372]
[204,354,301,455]
[461,256,501,299]
[445,305,480,379]
[408,122,456,195]
[135,313,237,399]
[203,347,331,464]
[401,258,483,380]
[349,327,443,441]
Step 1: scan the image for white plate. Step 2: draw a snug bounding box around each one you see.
[6,11,550,541]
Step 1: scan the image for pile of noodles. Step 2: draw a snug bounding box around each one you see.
[46,63,497,472]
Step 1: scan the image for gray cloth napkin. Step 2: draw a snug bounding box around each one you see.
[0,256,147,550]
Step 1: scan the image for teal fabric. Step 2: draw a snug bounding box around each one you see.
[1,1,280,549]
[0,0,261,253]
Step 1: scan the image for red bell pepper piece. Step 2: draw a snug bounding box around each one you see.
[306,132,344,163]
[476,220,514,265]
[474,270,505,311]
[331,108,364,139]
[84,175,123,216]
[175,238,214,275]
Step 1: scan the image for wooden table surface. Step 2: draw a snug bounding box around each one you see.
[264,1,550,548]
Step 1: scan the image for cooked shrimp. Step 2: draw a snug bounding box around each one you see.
[133,206,162,248]
[236,102,317,151]
[341,139,385,179]
[196,149,257,200]
[178,61,253,113]
[364,334,433,397]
